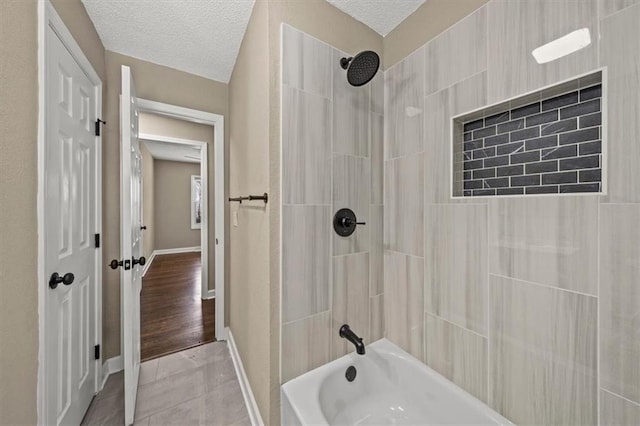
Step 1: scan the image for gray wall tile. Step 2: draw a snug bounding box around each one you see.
[425,204,487,335]
[489,275,597,425]
[370,294,385,342]
[425,314,488,403]
[281,312,331,383]
[371,113,384,204]
[599,0,640,18]
[282,25,332,99]
[282,206,331,323]
[282,87,332,204]
[600,389,640,425]
[333,155,370,255]
[488,196,598,295]
[600,204,640,404]
[384,154,424,256]
[369,205,383,296]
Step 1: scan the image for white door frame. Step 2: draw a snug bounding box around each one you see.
[136,99,226,341]
[37,1,103,423]
[138,133,212,300]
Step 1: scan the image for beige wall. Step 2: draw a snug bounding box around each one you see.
[102,51,229,359]
[140,143,155,260]
[228,0,272,422]
[0,0,105,423]
[153,160,201,250]
[383,0,489,69]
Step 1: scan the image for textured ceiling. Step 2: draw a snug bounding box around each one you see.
[326,0,426,36]
[141,139,201,164]
[82,0,255,83]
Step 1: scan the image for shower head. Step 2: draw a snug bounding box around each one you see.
[340,50,380,87]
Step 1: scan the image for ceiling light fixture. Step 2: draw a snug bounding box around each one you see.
[532,28,591,64]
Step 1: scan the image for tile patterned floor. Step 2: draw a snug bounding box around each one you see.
[81,342,251,425]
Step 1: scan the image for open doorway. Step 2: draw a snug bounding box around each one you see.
[137,112,214,361]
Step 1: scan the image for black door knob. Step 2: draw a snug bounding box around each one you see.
[49,272,75,289]
[132,256,146,266]
[109,259,123,270]
[140,226,147,230]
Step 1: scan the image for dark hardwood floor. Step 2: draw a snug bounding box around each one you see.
[141,252,215,361]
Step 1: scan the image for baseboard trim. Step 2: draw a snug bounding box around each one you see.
[142,252,156,277]
[203,289,216,300]
[227,328,264,426]
[153,246,201,256]
[100,355,123,390]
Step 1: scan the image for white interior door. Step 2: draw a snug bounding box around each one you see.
[44,24,98,426]
[121,65,143,425]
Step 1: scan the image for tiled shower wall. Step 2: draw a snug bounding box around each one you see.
[384,1,640,425]
[280,25,384,384]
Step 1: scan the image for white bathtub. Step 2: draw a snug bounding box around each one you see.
[281,338,512,425]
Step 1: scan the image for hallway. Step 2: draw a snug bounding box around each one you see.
[80,342,250,425]
[141,252,215,361]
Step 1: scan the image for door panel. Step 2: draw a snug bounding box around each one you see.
[121,65,143,426]
[45,24,97,426]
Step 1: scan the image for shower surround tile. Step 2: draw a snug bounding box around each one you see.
[369,205,383,296]
[488,196,598,295]
[384,47,425,160]
[600,204,640,403]
[331,253,370,359]
[487,0,599,102]
[333,155,370,255]
[282,206,331,323]
[282,25,332,99]
[384,251,424,360]
[384,154,424,257]
[371,113,384,204]
[425,204,487,335]
[424,7,487,96]
[282,87,332,204]
[333,51,370,157]
[601,5,640,203]
[489,275,597,425]
[425,314,487,403]
[600,390,640,425]
[370,294,385,342]
[281,311,331,383]
[370,71,384,115]
[599,0,640,18]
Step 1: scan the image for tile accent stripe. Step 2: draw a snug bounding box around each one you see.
[457,80,603,197]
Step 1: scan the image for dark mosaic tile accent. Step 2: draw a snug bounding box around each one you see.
[485,111,510,126]
[497,118,525,134]
[580,169,601,183]
[525,135,558,151]
[484,133,510,147]
[542,171,578,185]
[541,118,577,136]
[541,145,577,160]
[526,160,558,174]
[511,102,541,119]
[542,91,579,111]
[473,168,496,179]
[560,99,600,119]
[526,110,558,127]
[560,155,600,171]
[497,187,524,195]
[580,84,602,102]
[579,112,601,129]
[511,151,540,164]
[560,183,600,193]
[484,155,510,167]
[464,119,484,132]
[497,165,524,177]
[497,141,524,156]
[511,175,541,186]
[579,140,602,156]
[559,127,599,145]
[526,185,559,194]
[459,79,602,197]
[473,126,497,139]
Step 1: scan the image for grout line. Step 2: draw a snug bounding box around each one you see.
[384,248,424,260]
[282,310,331,327]
[490,273,598,299]
[425,311,488,340]
[601,388,640,408]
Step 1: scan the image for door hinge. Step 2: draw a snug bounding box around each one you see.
[94,344,100,360]
[94,233,100,248]
[95,119,106,136]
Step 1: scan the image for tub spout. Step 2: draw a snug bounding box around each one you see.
[339,324,365,355]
